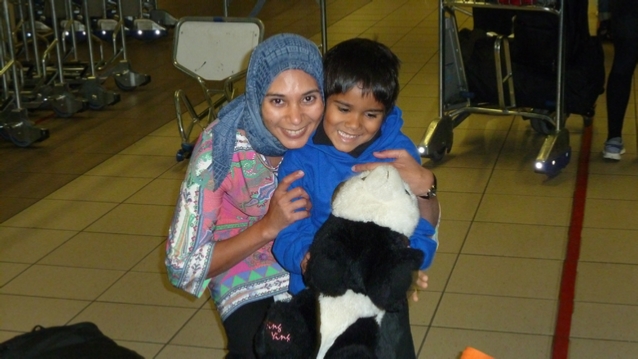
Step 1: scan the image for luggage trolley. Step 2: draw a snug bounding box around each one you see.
[172,16,264,162]
[418,0,573,176]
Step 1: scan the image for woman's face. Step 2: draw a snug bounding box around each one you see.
[261,69,324,149]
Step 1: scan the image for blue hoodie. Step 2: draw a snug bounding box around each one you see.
[273,106,438,294]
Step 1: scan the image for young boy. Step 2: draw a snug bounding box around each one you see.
[273,38,439,358]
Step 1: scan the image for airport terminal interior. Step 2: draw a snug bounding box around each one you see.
[1,0,637,358]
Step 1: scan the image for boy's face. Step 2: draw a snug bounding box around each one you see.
[262,69,324,150]
[323,86,385,153]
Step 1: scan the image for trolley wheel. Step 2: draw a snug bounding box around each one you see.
[115,80,136,92]
[176,149,186,162]
[88,102,106,111]
[529,117,555,135]
[53,107,75,118]
[429,147,447,162]
[582,115,593,127]
[0,128,10,141]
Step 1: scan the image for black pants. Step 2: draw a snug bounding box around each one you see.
[606,37,638,139]
[376,299,416,359]
[223,297,274,359]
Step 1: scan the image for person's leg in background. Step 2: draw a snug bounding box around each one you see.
[603,36,638,160]
[597,0,612,40]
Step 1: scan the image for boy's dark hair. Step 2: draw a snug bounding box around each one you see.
[323,38,401,115]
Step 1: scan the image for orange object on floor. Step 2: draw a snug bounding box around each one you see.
[460,347,495,359]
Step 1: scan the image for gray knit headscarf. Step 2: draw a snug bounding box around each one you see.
[212,33,324,190]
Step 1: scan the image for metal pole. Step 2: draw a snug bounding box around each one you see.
[320,0,327,55]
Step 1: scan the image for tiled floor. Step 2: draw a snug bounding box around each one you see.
[1,0,637,358]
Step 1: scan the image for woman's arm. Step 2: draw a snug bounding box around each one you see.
[207,170,311,277]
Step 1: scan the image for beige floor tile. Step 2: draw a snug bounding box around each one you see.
[400,84,438,98]
[37,232,163,270]
[0,331,17,343]
[149,121,182,138]
[433,293,557,335]
[159,161,189,180]
[155,345,226,359]
[85,154,177,178]
[447,128,509,155]
[70,302,196,343]
[454,114,515,131]
[97,271,208,308]
[434,167,492,193]
[411,325,428,355]
[401,126,429,145]
[424,252,457,292]
[575,262,638,305]
[435,192,482,221]
[0,262,28,287]
[446,255,562,299]
[132,244,168,273]
[0,227,76,263]
[120,136,180,157]
[475,194,572,226]
[170,308,226,349]
[584,199,638,230]
[1,200,118,231]
[84,203,175,236]
[0,265,124,300]
[124,178,183,206]
[420,328,552,359]
[45,176,152,203]
[568,338,638,359]
[587,174,638,200]
[571,302,638,342]
[580,228,638,264]
[485,169,576,198]
[0,294,90,331]
[463,222,567,260]
[327,19,377,33]
[426,150,500,169]
[115,341,164,359]
[402,111,432,128]
[436,219,471,254]
[588,153,638,176]
[397,96,437,113]
[409,291,442,326]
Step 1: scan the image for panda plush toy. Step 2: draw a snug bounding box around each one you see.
[255,165,424,359]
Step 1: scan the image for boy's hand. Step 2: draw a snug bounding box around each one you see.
[301,252,311,274]
[352,149,435,197]
[261,170,311,240]
[410,270,428,302]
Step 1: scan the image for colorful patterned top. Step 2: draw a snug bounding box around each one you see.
[166,121,289,321]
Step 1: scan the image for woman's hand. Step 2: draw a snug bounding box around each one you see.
[410,270,429,302]
[260,170,312,240]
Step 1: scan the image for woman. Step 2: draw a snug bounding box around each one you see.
[166,33,324,358]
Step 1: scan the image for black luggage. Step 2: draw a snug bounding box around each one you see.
[0,322,144,359]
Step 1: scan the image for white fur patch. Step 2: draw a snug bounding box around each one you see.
[316,290,384,359]
[331,166,420,237]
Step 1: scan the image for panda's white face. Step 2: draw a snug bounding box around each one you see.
[331,165,420,237]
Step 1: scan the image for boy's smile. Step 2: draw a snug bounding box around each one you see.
[323,86,385,153]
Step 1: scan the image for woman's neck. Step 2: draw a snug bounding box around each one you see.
[265,156,283,168]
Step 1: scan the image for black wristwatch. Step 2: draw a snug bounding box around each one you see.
[418,173,437,200]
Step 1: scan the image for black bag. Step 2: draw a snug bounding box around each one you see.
[0,322,144,359]
[459,28,604,116]
[510,0,591,74]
